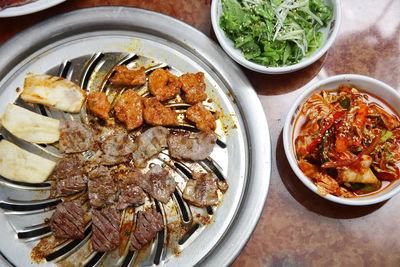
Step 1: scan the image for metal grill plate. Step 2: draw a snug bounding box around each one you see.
[0,7,271,267]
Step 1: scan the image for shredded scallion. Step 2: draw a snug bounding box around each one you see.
[219,0,333,66]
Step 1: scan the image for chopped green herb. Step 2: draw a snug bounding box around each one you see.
[340,98,350,109]
[319,128,330,162]
[362,183,379,192]
[350,182,364,190]
[377,116,384,126]
[349,182,380,192]
[385,152,394,162]
[219,0,333,67]
[161,163,167,168]
[380,130,393,143]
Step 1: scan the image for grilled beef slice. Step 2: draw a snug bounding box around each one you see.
[138,164,176,204]
[52,156,86,197]
[132,126,169,168]
[50,200,85,239]
[88,165,118,208]
[117,170,146,210]
[92,208,120,251]
[167,131,217,161]
[130,209,164,251]
[59,119,95,153]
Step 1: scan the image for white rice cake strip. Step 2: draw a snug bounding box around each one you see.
[0,140,56,183]
[21,74,86,113]
[2,103,60,144]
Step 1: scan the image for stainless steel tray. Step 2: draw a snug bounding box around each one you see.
[0,7,271,266]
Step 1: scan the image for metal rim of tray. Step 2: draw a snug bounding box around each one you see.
[0,6,271,266]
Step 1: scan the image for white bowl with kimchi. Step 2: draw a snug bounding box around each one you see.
[284,74,400,205]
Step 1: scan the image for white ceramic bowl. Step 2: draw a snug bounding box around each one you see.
[211,0,341,74]
[283,74,400,205]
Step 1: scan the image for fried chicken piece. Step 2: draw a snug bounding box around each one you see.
[87,91,111,121]
[143,97,178,126]
[109,65,146,86]
[114,89,144,130]
[186,103,216,132]
[148,68,181,101]
[179,72,207,104]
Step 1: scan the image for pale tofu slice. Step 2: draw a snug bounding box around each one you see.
[0,140,56,183]
[338,155,379,184]
[1,103,60,144]
[21,74,86,113]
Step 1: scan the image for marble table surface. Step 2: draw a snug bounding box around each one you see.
[0,0,399,266]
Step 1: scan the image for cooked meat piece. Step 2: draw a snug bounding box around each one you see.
[88,166,118,208]
[102,131,135,155]
[56,177,87,197]
[167,131,217,161]
[52,155,83,181]
[52,156,86,196]
[138,164,176,204]
[22,74,86,113]
[217,179,229,193]
[50,200,85,239]
[114,89,144,130]
[186,103,216,132]
[100,154,126,166]
[141,208,164,232]
[130,234,142,251]
[0,0,35,10]
[179,72,207,104]
[130,209,164,251]
[0,139,56,184]
[183,172,219,207]
[59,119,95,153]
[117,170,146,210]
[109,66,146,86]
[148,68,181,101]
[92,208,120,251]
[100,129,135,165]
[132,126,169,168]
[143,97,178,126]
[87,91,112,121]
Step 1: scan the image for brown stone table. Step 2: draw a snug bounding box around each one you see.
[1,0,399,266]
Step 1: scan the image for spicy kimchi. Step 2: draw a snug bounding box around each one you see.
[295,85,400,198]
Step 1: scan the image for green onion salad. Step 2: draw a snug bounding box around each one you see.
[219,0,333,67]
